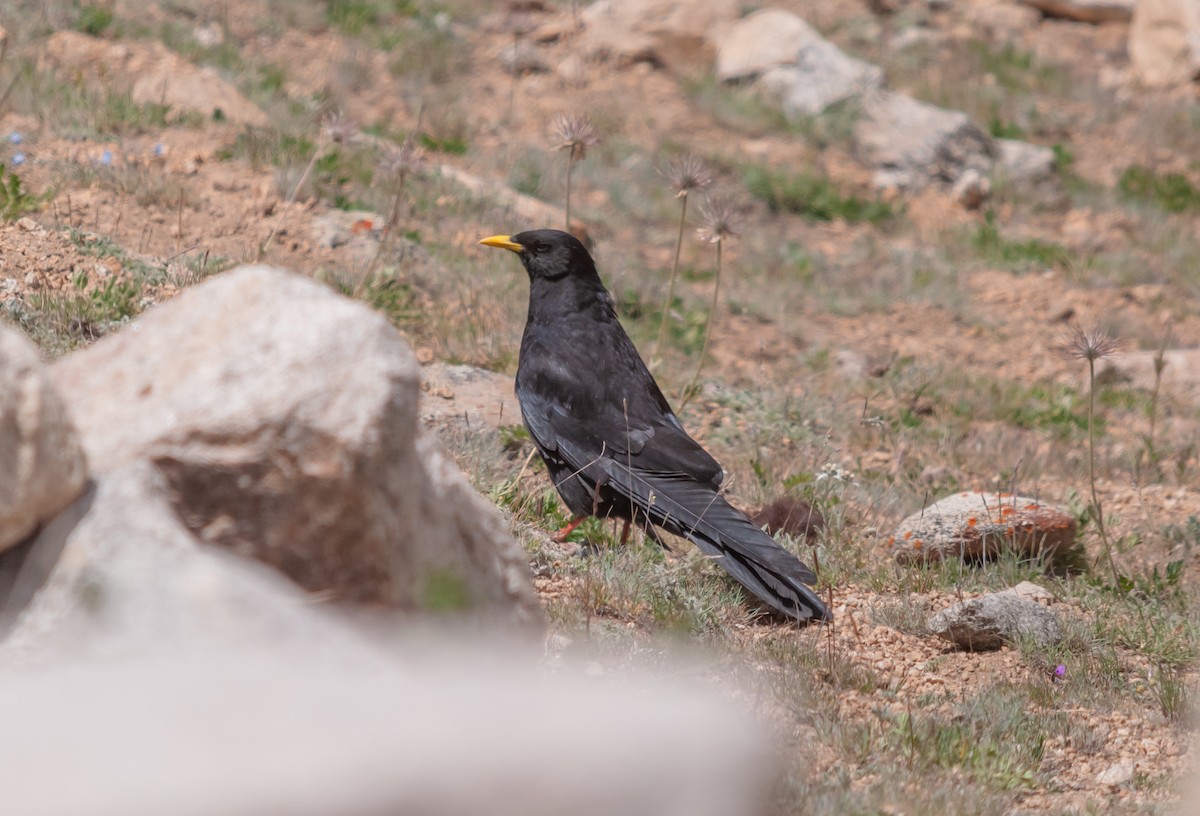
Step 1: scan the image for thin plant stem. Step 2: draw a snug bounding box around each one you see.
[564,156,573,230]
[1087,356,1119,583]
[654,193,689,362]
[679,238,721,407]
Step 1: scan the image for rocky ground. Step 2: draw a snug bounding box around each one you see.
[2,0,1200,813]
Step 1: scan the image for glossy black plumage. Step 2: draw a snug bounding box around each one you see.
[482,228,829,623]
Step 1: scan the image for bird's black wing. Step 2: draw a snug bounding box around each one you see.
[560,431,829,622]
[516,335,723,486]
[519,369,829,622]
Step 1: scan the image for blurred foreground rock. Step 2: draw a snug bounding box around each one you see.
[0,325,87,552]
[928,583,1063,650]
[40,265,537,623]
[891,491,1077,564]
[0,638,769,816]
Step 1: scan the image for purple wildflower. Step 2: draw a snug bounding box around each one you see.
[10,152,24,166]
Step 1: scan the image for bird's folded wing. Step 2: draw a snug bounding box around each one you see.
[549,435,828,622]
[520,388,723,486]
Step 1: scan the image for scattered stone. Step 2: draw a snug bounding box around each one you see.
[1130,0,1200,86]
[750,497,825,541]
[995,138,1057,184]
[1019,0,1135,23]
[556,52,588,85]
[1097,760,1136,786]
[578,0,740,70]
[421,363,522,431]
[714,9,816,81]
[928,590,1063,650]
[0,324,87,552]
[49,266,540,624]
[855,91,993,192]
[310,209,383,249]
[716,10,883,118]
[1001,580,1056,605]
[890,491,1076,564]
[501,39,550,74]
[952,167,991,209]
[42,32,268,126]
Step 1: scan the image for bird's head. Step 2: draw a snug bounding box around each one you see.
[479,229,595,282]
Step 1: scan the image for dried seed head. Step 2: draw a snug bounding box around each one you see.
[321,110,358,145]
[695,193,745,244]
[551,112,598,162]
[661,154,713,199]
[1057,323,1120,362]
[377,137,424,180]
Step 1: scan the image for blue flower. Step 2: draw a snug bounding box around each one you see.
[8,133,21,145]
[10,152,25,166]
[153,143,165,157]
[1053,664,1066,681]
[100,150,113,166]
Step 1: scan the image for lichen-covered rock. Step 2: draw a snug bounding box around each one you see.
[890,491,1076,565]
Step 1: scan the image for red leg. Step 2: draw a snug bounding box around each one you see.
[553,516,586,542]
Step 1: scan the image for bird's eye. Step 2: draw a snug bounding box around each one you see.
[533,244,548,254]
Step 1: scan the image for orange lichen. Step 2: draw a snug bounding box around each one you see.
[904,531,913,540]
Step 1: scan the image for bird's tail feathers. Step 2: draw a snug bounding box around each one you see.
[598,460,830,622]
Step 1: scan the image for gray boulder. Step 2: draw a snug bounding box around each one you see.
[48,266,539,624]
[928,586,1062,651]
[0,324,87,552]
[717,9,883,118]
[854,90,994,192]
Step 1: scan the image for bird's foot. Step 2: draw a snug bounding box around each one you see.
[552,516,586,543]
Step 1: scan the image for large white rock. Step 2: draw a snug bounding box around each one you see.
[854,91,993,191]
[1129,0,1200,87]
[0,323,87,552]
[0,461,368,661]
[48,266,539,624]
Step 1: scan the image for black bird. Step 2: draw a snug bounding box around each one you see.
[480,229,830,623]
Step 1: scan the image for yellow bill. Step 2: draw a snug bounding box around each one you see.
[478,234,524,253]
